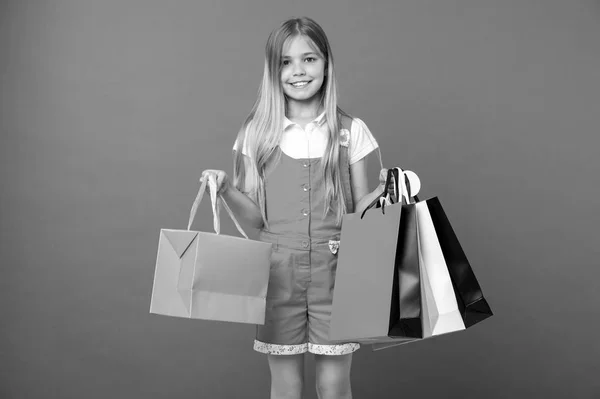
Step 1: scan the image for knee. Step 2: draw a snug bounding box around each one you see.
[315,374,351,399]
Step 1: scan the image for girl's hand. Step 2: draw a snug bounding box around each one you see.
[378,168,396,202]
[200,169,231,196]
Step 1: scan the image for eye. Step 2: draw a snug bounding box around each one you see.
[305,57,316,63]
[282,60,290,66]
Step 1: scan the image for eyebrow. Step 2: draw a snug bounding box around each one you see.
[281,52,319,58]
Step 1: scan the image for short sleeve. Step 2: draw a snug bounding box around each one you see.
[232,126,250,156]
[348,117,379,165]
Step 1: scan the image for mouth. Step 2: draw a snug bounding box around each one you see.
[289,80,312,89]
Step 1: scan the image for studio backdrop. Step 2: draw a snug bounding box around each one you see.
[1,0,599,398]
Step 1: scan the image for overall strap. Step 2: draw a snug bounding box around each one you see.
[338,114,355,213]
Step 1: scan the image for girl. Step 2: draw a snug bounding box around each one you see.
[201,17,391,399]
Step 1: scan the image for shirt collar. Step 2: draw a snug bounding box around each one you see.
[284,111,327,131]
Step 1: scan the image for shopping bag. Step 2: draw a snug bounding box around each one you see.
[417,198,467,337]
[372,169,492,351]
[149,176,272,324]
[426,197,493,327]
[329,168,422,344]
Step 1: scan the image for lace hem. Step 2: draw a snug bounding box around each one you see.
[253,340,308,355]
[253,340,360,355]
[308,343,360,355]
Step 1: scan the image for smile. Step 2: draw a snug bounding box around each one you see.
[290,80,311,88]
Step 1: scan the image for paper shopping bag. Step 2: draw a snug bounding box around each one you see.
[149,176,272,324]
[329,168,422,344]
[417,199,467,337]
[426,197,493,327]
[372,169,492,351]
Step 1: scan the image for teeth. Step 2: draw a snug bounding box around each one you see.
[291,81,310,87]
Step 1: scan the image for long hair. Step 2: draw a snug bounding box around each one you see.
[233,17,350,227]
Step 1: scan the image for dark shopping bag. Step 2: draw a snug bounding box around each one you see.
[426,197,493,327]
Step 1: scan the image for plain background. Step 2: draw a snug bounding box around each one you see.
[1,0,599,398]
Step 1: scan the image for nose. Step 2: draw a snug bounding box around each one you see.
[292,61,305,76]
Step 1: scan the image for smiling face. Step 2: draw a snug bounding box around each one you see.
[280,35,326,109]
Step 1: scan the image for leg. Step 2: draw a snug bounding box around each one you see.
[267,353,305,399]
[314,353,353,399]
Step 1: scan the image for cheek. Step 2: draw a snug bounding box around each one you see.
[279,68,288,81]
[314,64,326,79]
[314,67,326,82]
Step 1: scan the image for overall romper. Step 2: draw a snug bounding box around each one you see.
[253,116,361,356]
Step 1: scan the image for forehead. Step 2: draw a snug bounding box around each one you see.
[282,35,321,57]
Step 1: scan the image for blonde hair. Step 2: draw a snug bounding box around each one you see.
[233,17,351,228]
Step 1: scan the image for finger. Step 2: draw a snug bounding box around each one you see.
[216,174,224,193]
[200,171,213,186]
[201,170,214,180]
[200,174,209,187]
[379,170,387,183]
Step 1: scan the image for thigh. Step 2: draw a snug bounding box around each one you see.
[314,353,353,384]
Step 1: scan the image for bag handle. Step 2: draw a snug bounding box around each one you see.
[397,168,421,203]
[360,167,405,218]
[381,167,412,206]
[359,167,423,218]
[381,167,401,206]
[393,167,414,204]
[187,175,249,239]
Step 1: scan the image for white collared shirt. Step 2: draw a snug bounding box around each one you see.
[234,113,379,165]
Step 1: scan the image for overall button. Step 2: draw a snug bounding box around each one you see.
[301,208,310,216]
[302,184,310,192]
[302,161,310,168]
[301,240,309,249]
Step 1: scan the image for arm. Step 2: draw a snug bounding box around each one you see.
[345,117,389,215]
[221,185,264,230]
[350,157,386,215]
[202,154,264,230]
[220,155,264,230]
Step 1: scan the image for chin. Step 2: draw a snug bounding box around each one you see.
[284,89,323,103]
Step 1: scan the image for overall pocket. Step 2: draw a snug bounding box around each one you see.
[266,245,294,301]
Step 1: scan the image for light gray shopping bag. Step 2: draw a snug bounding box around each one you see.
[149,176,272,324]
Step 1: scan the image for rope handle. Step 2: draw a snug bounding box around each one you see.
[187,175,249,239]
